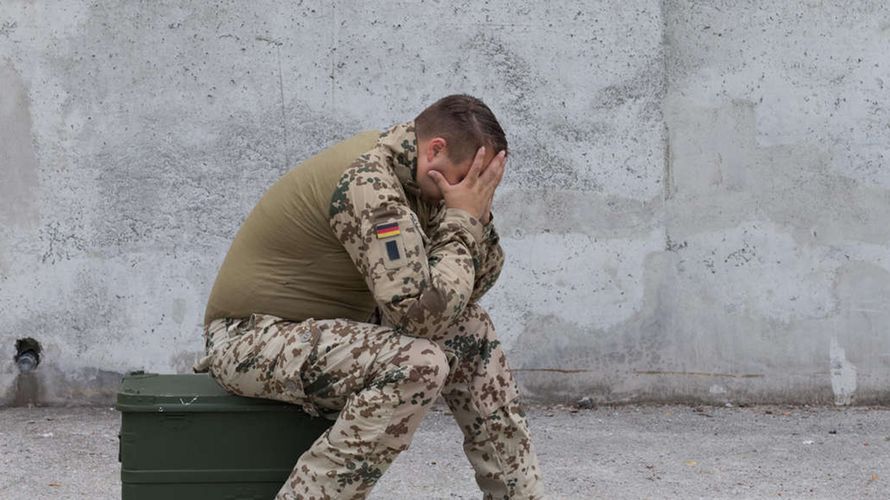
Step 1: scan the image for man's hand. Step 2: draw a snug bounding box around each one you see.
[428,147,506,224]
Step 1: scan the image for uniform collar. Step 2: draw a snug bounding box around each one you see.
[378,121,420,196]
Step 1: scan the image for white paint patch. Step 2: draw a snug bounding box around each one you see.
[670,13,890,189]
[488,228,664,346]
[709,384,727,395]
[680,221,838,323]
[829,337,857,406]
[172,297,188,325]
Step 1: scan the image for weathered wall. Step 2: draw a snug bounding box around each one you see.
[1,1,888,406]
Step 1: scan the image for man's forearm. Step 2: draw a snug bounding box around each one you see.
[468,218,504,303]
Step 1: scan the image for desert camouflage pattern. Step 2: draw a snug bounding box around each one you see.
[197,122,542,498]
[329,122,506,328]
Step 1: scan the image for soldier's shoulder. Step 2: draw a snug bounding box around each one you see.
[329,152,403,218]
[345,147,402,188]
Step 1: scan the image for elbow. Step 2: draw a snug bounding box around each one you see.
[384,289,470,338]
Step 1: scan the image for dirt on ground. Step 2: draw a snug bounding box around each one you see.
[1,404,889,499]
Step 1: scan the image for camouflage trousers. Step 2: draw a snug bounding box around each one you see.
[198,303,543,499]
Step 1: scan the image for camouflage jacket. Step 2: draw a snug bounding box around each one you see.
[329,122,504,337]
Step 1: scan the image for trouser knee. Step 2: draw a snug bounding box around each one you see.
[379,336,449,397]
[457,303,496,337]
[443,303,500,365]
[439,304,520,417]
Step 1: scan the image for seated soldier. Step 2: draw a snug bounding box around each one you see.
[194,94,544,499]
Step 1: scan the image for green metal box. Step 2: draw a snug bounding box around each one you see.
[116,372,332,500]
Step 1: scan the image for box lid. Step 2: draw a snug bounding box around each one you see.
[116,372,301,413]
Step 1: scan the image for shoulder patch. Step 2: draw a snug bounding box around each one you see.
[375,222,401,239]
[379,231,407,270]
[385,240,401,260]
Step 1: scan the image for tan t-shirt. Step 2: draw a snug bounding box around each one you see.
[204,123,505,331]
[204,130,381,324]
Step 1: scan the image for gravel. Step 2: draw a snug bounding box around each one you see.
[1,404,888,499]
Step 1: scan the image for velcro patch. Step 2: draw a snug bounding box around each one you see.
[385,240,400,261]
[375,222,400,239]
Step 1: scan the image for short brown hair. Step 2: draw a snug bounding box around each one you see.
[415,94,507,163]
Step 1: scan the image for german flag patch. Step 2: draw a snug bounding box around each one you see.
[375,222,400,239]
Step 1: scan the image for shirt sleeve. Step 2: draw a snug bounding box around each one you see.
[329,163,484,338]
[469,219,505,303]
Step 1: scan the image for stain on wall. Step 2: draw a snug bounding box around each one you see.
[0,61,39,230]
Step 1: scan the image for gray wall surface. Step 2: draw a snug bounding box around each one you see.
[1,1,888,406]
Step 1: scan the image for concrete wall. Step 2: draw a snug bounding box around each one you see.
[1,1,888,406]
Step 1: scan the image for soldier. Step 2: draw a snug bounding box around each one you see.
[194,95,544,499]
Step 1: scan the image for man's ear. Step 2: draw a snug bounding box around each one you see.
[427,137,447,161]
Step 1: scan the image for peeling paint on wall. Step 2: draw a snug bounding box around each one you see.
[829,337,857,406]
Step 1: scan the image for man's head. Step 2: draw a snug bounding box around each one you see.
[414,95,507,201]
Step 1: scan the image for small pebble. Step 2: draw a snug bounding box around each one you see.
[575,397,595,409]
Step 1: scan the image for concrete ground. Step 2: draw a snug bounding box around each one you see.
[0,404,888,499]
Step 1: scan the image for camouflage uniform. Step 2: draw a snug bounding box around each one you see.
[197,123,543,499]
